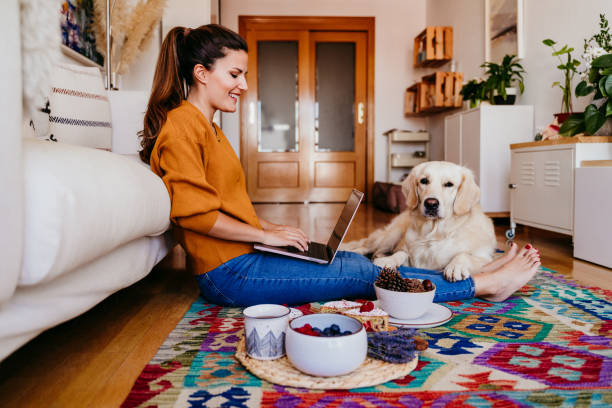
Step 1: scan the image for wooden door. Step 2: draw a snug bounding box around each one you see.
[309,32,367,202]
[240,17,373,203]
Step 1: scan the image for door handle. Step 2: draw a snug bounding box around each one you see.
[508,183,517,189]
[358,102,364,124]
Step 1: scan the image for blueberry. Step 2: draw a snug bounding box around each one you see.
[342,330,352,335]
[313,327,322,333]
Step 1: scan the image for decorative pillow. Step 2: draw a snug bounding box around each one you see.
[44,63,112,150]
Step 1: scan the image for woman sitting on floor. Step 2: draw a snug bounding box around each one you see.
[139,24,540,307]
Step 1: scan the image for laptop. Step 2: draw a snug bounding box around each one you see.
[253,189,364,264]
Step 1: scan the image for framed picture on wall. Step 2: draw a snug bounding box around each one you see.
[60,0,104,66]
[485,0,524,63]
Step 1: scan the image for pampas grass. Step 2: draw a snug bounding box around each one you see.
[116,0,165,74]
[92,0,166,76]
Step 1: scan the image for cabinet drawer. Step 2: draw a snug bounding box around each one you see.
[510,148,574,231]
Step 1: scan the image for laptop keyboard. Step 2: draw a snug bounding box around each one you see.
[285,242,329,259]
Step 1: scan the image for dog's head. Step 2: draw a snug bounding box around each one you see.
[402,161,480,219]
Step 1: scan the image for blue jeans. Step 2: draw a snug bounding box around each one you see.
[196,251,475,307]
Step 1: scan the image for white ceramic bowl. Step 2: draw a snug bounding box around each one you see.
[374,281,435,320]
[285,313,367,377]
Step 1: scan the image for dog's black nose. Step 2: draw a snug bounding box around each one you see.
[424,198,439,211]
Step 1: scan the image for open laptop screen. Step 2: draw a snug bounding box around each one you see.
[326,189,364,253]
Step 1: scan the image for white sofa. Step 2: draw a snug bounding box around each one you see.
[0,96,172,361]
[0,5,172,358]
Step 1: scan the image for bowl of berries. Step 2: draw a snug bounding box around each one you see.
[285,313,367,377]
[374,267,436,320]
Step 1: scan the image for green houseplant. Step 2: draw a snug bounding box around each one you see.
[542,39,581,123]
[560,14,612,136]
[559,54,612,136]
[459,78,488,109]
[480,54,525,105]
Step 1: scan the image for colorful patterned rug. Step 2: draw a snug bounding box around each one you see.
[121,268,612,407]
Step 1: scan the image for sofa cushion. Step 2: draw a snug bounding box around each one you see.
[20,139,171,286]
[45,63,112,150]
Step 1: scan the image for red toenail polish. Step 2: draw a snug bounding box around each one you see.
[526,244,532,249]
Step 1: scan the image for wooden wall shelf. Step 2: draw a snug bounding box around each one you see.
[414,26,453,68]
[404,72,463,116]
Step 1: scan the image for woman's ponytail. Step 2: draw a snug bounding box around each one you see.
[139,27,188,164]
[139,24,247,164]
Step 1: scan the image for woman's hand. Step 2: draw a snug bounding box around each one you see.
[261,228,309,252]
[259,220,309,251]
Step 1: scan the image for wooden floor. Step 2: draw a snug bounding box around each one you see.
[0,203,610,407]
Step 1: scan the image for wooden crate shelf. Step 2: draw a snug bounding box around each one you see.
[404,72,463,116]
[414,26,453,68]
[404,83,418,115]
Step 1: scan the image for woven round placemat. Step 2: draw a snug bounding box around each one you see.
[234,339,418,389]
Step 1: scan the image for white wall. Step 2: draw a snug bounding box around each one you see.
[120,0,212,91]
[123,0,610,178]
[427,0,610,144]
[221,0,428,182]
[521,0,608,128]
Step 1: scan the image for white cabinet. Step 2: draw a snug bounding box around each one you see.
[574,162,612,268]
[444,105,534,214]
[509,138,612,237]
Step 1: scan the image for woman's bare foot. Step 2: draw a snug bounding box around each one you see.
[473,245,541,302]
[479,242,519,273]
[480,242,539,274]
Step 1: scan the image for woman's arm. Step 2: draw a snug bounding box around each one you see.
[208,213,310,251]
[258,218,278,231]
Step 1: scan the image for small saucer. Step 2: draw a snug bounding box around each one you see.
[387,304,453,328]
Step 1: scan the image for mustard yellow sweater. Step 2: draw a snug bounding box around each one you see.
[150,101,260,274]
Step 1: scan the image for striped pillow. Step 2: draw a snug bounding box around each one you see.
[46,63,112,150]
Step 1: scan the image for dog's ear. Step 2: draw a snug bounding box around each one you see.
[402,169,419,210]
[454,167,480,215]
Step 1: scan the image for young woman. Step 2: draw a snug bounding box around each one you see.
[140,24,540,307]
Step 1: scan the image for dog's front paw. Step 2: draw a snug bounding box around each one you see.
[373,256,400,269]
[443,262,472,282]
[373,251,408,269]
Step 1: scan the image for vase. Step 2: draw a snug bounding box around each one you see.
[553,112,572,125]
[492,88,517,105]
[593,119,612,136]
[468,99,481,109]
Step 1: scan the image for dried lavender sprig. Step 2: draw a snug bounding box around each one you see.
[367,328,424,363]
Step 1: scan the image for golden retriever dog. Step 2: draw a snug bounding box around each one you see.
[342,161,497,282]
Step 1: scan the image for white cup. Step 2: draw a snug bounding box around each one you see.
[243,304,290,360]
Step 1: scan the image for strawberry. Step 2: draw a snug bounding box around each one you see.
[360,301,375,313]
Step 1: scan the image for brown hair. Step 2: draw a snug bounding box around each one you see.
[138,24,248,163]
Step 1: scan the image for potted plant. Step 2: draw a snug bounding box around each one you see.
[480,54,525,105]
[459,78,488,109]
[560,13,612,136]
[542,39,581,124]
